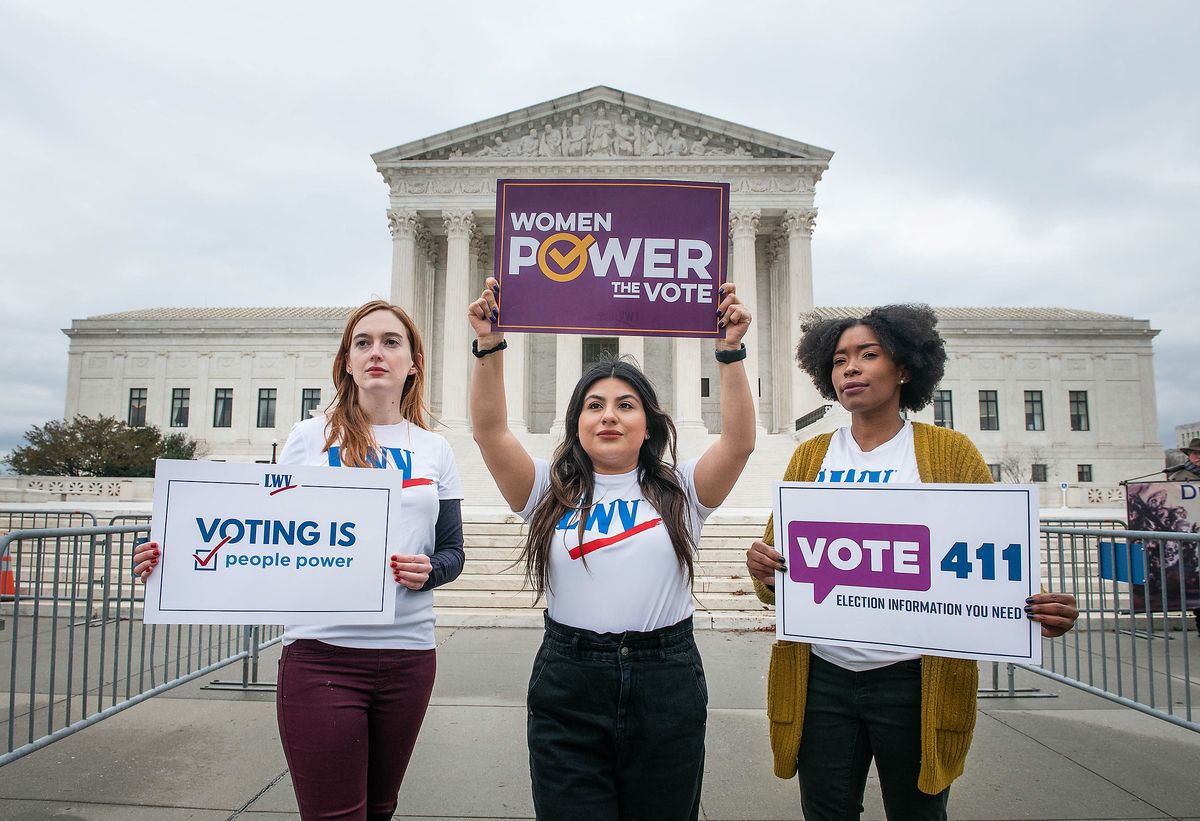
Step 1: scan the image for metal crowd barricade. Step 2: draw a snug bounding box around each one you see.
[106,514,152,527]
[0,524,282,766]
[1014,525,1200,733]
[0,509,98,532]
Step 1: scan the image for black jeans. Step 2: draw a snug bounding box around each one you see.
[527,614,708,821]
[797,654,950,821]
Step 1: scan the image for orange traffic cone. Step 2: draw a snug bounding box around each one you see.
[1,548,15,596]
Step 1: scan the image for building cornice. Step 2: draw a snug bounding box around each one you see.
[372,85,834,165]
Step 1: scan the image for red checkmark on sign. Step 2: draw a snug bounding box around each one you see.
[193,536,233,567]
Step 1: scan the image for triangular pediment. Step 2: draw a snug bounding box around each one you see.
[372,86,833,164]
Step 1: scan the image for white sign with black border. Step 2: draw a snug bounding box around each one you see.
[145,459,403,625]
[772,483,1041,664]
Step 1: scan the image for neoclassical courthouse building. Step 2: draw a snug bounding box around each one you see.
[63,87,1162,506]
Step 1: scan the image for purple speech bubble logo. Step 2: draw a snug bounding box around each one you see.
[787,521,931,604]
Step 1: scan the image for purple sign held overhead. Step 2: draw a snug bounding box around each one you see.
[493,179,729,338]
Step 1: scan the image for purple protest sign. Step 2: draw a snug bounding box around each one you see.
[786,520,932,605]
[493,179,729,338]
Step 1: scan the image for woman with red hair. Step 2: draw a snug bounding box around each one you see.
[135,300,463,821]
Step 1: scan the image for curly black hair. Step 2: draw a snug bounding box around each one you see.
[795,304,946,412]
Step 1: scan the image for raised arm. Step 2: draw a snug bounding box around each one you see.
[468,276,536,511]
[693,283,756,508]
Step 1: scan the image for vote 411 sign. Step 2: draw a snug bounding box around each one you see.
[772,483,1041,664]
[145,459,404,625]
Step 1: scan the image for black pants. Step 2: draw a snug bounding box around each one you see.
[527,614,708,821]
[797,654,949,821]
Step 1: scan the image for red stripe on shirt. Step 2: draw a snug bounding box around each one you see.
[567,518,663,561]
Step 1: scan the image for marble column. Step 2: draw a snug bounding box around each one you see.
[151,353,167,429]
[414,224,437,410]
[387,208,419,309]
[618,335,645,369]
[477,229,528,434]
[550,334,582,439]
[195,352,211,434]
[502,333,529,433]
[784,208,821,430]
[766,235,790,433]
[440,210,474,428]
[729,208,764,430]
[673,338,707,432]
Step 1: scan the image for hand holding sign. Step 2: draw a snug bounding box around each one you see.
[1025,592,1079,637]
[715,282,751,348]
[391,553,432,590]
[133,540,159,582]
[468,277,501,341]
[746,539,786,586]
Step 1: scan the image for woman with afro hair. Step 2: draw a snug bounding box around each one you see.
[746,304,1078,821]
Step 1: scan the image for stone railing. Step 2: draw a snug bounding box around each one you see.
[0,475,154,502]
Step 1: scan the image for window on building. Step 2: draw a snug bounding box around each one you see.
[1024,390,1044,431]
[933,390,953,429]
[300,388,321,420]
[581,337,619,371]
[127,388,147,427]
[1031,463,1048,482]
[170,388,190,428]
[257,388,277,429]
[213,388,233,428]
[1069,391,1090,431]
[987,463,1002,482]
[1077,464,1093,482]
[978,390,1000,431]
[700,378,710,398]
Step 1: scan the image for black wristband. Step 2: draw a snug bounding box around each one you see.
[714,343,747,364]
[472,338,508,358]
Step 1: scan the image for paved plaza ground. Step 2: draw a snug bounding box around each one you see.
[1,626,1199,820]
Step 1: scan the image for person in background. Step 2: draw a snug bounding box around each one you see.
[1167,438,1200,481]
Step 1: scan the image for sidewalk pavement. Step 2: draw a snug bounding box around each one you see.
[1,626,1198,821]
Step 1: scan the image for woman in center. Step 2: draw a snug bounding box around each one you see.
[468,276,755,819]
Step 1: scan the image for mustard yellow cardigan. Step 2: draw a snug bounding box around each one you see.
[754,421,993,795]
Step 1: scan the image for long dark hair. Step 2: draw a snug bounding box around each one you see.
[521,356,696,599]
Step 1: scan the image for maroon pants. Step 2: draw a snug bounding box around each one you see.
[277,640,437,821]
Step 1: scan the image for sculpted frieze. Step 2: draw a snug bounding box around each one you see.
[411,103,800,161]
[384,171,819,199]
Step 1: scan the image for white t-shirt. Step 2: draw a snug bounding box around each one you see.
[811,422,923,672]
[519,457,715,634]
[278,415,463,649]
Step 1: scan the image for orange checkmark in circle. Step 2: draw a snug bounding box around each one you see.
[537,233,595,282]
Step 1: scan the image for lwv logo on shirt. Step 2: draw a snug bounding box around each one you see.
[327,446,413,477]
[556,500,662,560]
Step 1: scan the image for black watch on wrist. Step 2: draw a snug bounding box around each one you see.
[472,338,508,358]
[714,343,747,364]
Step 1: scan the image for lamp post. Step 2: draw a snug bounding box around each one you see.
[271,440,278,464]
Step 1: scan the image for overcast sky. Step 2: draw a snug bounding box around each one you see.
[1,0,1196,460]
